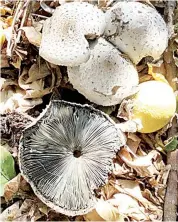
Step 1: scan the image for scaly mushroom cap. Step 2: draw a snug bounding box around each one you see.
[19,100,125,216]
[39,2,106,66]
[68,38,139,106]
[104,2,168,64]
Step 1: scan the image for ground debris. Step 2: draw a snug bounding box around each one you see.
[0,0,177,221]
[1,111,33,150]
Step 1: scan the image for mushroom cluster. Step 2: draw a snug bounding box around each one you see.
[19,1,170,217]
[19,100,126,216]
[39,1,168,106]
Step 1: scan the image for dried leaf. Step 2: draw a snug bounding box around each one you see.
[148,64,168,83]
[127,133,141,154]
[0,84,42,114]
[142,189,161,206]
[0,201,21,221]
[109,193,148,221]
[112,161,130,177]
[119,149,159,177]
[20,198,46,221]
[102,183,118,200]
[5,16,13,27]
[0,77,18,89]
[117,120,142,133]
[75,215,84,221]
[0,6,12,15]
[18,65,55,99]
[139,74,153,83]
[21,26,42,47]
[3,174,21,201]
[10,56,21,69]
[84,200,123,221]
[111,179,158,212]
[0,48,9,68]
[27,59,50,83]
[0,27,5,48]
[117,100,143,132]
[119,148,133,162]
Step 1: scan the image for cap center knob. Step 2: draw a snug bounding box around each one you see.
[73,150,82,158]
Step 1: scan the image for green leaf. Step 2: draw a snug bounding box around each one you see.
[164,137,178,152]
[0,144,16,196]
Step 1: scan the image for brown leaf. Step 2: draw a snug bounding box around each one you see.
[4,174,21,201]
[112,160,130,177]
[10,56,21,69]
[0,77,18,90]
[84,200,123,221]
[0,84,42,113]
[21,26,42,47]
[0,201,21,221]
[119,149,159,177]
[102,183,118,200]
[127,133,141,154]
[110,179,158,212]
[27,59,50,83]
[119,148,133,161]
[20,198,46,221]
[142,189,161,206]
[0,48,10,68]
[108,193,148,221]
[18,61,60,99]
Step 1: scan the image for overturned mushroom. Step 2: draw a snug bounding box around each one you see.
[104,2,168,64]
[19,100,126,216]
[39,2,106,66]
[68,37,139,106]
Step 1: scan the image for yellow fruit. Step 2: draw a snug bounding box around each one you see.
[131,81,176,133]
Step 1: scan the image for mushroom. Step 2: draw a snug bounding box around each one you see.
[104,2,168,64]
[39,2,106,66]
[19,100,126,216]
[68,37,139,106]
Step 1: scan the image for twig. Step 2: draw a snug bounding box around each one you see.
[6,0,23,57]
[163,1,177,90]
[31,13,49,19]
[163,2,178,221]
[163,150,178,221]
[16,0,32,43]
[164,1,177,38]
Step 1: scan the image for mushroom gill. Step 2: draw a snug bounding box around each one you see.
[19,100,125,216]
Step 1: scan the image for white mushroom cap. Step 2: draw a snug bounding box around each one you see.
[19,100,124,216]
[68,37,139,106]
[39,2,106,66]
[104,2,168,64]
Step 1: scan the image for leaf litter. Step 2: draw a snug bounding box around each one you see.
[0,0,178,221]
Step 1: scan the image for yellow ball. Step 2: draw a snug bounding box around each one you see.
[131,81,176,133]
